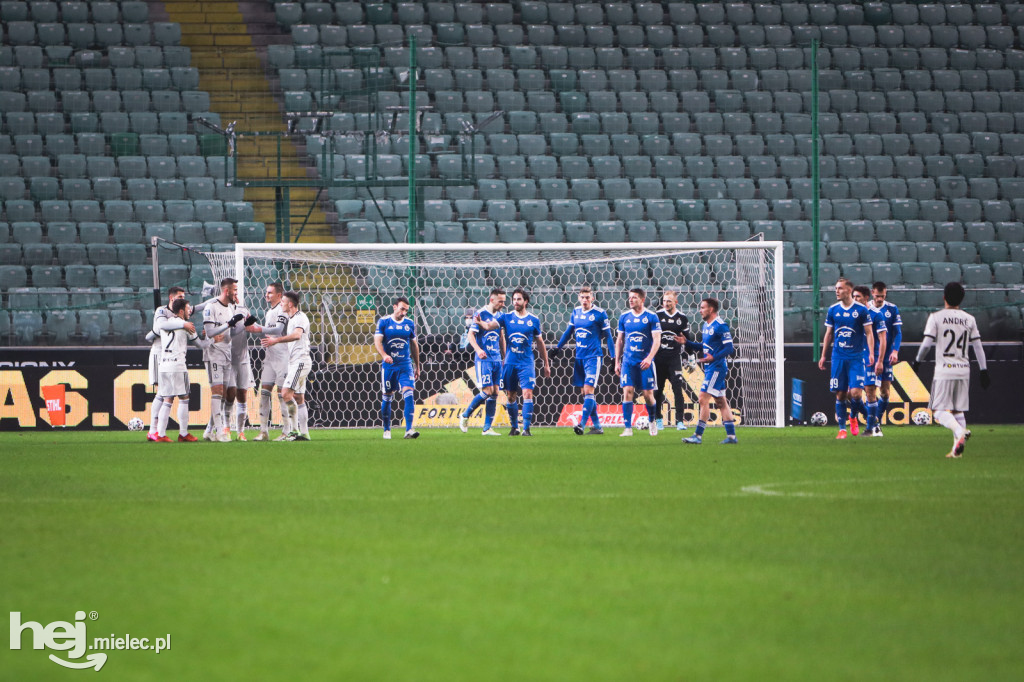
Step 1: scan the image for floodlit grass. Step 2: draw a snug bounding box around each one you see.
[2,425,1023,682]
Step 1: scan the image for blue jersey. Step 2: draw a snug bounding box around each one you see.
[499,311,541,364]
[825,301,872,360]
[696,317,735,371]
[876,300,902,361]
[562,306,611,360]
[470,307,503,361]
[617,308,661,364]
[375,315,416,365]
[865,305,887,361]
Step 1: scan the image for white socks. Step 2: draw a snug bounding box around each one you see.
[280,395,291,433]
[260,389,273,432]
[156,399,172,438]
[933,410,965,440]
[236,401,246,432]
[149,398,162,435]
[211,394,224,433]
[177,399,189,437]
[297,402,308,436]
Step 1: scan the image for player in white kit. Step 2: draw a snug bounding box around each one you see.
[145,286,187,441]
[202,278,245,442]
[260,291,312,441]
[245,282,290,441]
[153,298,211,442]
[227,300,255,440]
[913,282,991,458]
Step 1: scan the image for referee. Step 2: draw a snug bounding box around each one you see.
[654,291,690,431]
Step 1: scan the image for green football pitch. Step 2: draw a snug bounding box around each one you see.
[3,425,1022,682]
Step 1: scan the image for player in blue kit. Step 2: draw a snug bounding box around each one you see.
[373,297,421,440]
[498,288,551,436]
[681,297,738,445]
[555,285,615,436]
[817,278,876,440]
[614,288,661,437]
[871,281,902,433]
[853,285,887,436]
[459,287,506,436]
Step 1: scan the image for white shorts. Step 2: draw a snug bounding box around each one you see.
[232,357,254,389]
[260,355,289,388]
[157,370,190,398]
[284,359,311,394]
[929,378,970,412]
[206,358,235,387]
[149,349,160,386]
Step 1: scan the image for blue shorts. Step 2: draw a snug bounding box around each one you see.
[864,357,878,387]
[700,364,729,397]
[381,362,414,394]
[500,361,535,392]
[829,356,865,393]
[877,364,894,384]
[474,358,502,389]
[620,360,656,390]
[572,356,603,387]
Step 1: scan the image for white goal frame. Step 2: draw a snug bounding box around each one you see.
[214,241,785,428]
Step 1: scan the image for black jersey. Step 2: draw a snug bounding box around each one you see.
[656,309,689,357]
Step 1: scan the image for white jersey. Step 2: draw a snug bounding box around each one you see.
[923,308,982,380]
[263,302,289,365]
[286,310,312,365]
[202,298,236,364]
[230,303,250,365]
[150,305,174,353]
[158,325,198,372]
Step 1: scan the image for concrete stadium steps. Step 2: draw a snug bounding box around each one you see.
[159,0,332,243]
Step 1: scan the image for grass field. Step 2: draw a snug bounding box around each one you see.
[3,425,1023,682]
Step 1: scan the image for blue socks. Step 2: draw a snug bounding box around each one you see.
[866,400,878,430]
[484,396,496,431]
[522,400,533,430]
[381,395,392,431]
[506,402,519,430]
[581,394,597,427]
[850,397,865,428]
[877,396,889,425]
[724,420,736,437]
[694,420,706,437]
[835,400,848,430]
[463,392,487,419]
[402,389,415,431]
[622,402,634,428]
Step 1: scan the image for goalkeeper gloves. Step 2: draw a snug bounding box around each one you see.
[244,314,257,327]
[980,369,991,390]
[227,313,245,327]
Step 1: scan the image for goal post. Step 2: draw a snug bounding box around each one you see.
[202,242,785,429]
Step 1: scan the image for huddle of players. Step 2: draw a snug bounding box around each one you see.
[818,278,990,457]
[450,285,737,443]
[145,279,313,443]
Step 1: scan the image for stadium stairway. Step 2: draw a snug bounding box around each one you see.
[158,0,331,243]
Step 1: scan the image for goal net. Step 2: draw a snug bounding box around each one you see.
[202,242,784,429]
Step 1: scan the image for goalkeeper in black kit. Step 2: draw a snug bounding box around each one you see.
[654,291,691,431]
